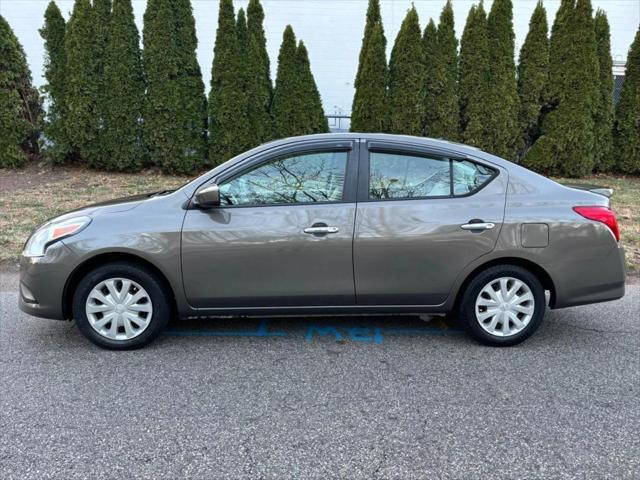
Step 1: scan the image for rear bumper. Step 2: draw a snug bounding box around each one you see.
[18,242,76,320]
[549,245,626,309]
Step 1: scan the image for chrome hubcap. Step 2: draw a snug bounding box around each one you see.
[475,277,535,337]
[85,278,153,341]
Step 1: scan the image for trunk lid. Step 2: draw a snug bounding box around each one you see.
[561,183,613,198]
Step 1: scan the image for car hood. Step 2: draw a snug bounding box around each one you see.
[52,191,171,222]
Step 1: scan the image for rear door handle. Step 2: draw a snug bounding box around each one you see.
[460,222,495,231]
[304,226,339,234]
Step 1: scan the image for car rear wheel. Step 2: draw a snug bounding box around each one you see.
[458,265,545,346]
[72,262,171,349]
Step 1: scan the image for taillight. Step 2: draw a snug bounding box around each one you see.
[573,206,620,241]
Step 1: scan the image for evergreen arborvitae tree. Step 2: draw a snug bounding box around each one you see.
[516,0,548,161]
[297,41,329,134]
[235,8,249,127]
[92,0,111,159]
[388,6,425,135]
[593,9,614,171]
[246,0,272,144]
[0,89,28,167]
[564,0,599,173]
[93,0,111,78]
[236,8,248,54]
[40,1,68,163]
[0,15,41,167]
[143,0,183,172]
[208,0,250,164]
[234,8,257,147]
[143,0,206,173]
[271,25,301,138]
[99,0,145,171]
[614,27,640,173]
[351,21,388,132]
[459,2,491,150]
[432,0,459,140]
[64,0,98,164]
[272,26,328,138]
[353,0,383,100]
[423,19,440,137]
[523,0,572,173]
[171,0,208,169]
[485,0,518,159]
[524,0,599,177]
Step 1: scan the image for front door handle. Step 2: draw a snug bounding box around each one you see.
[460,222,496,231]
[304,226,339,235]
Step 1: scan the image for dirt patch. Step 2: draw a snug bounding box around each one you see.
[0,163,70,192]
[0,166,188,262]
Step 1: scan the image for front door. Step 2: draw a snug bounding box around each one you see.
[182,141,358,309]
[354,141,507,305]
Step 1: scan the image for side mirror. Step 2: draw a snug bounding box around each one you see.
[194,184,220,208]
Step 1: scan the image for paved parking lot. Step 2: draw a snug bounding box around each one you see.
[1,270,638,479]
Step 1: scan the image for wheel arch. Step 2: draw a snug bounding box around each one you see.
[452,257,557,311]
[62,252,178,320]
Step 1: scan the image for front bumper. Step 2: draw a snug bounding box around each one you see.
[18,242,77,320]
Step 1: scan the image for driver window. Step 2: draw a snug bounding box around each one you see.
[218,151,348,206]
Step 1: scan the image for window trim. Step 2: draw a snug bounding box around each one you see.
[357,143,498,203]
[209,143,357,209]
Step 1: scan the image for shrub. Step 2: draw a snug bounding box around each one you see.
[614,26,640,173]
[524,0,599,177]
[427,0,459,140]
[272,26,328,138]
[388,6,425,136]
[459,3,491,151]
[593,9,614,172]
[208,0,250,165]
[351,20,388,133]
[516,1,549,161]
[246,0,273,144]
[99,0,145,171]
[485,0,519,159]
[40,1,69,163]
[64,0,99,164]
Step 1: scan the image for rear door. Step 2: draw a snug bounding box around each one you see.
[353,141,507,305]
[181,140,359,308]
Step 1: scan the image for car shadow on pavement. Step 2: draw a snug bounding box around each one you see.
[162,315,465,346]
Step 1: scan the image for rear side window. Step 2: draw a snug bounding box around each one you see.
[452,160,495,195]
[369,152,450,199]
[368,151,495,200]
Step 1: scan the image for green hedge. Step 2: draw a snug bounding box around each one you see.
[2,0,639,177]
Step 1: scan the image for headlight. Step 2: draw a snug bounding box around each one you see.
[23,216,92,258]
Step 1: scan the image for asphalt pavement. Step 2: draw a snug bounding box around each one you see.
[1,270,638,479]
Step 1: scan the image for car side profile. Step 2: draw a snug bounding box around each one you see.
[19,134,626,349]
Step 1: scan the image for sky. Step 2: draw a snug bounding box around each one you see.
[1,0,639,116]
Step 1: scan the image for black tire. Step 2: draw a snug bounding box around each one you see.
[72,261,171,350]
[458,264,545,347]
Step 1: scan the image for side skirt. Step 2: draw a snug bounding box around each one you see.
[182,303,451,320]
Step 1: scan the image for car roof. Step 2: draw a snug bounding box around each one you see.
[265,132,479,151]
[262,132,502,165]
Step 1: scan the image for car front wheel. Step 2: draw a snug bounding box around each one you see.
[72,262,171,349]
[458,265,546,346]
